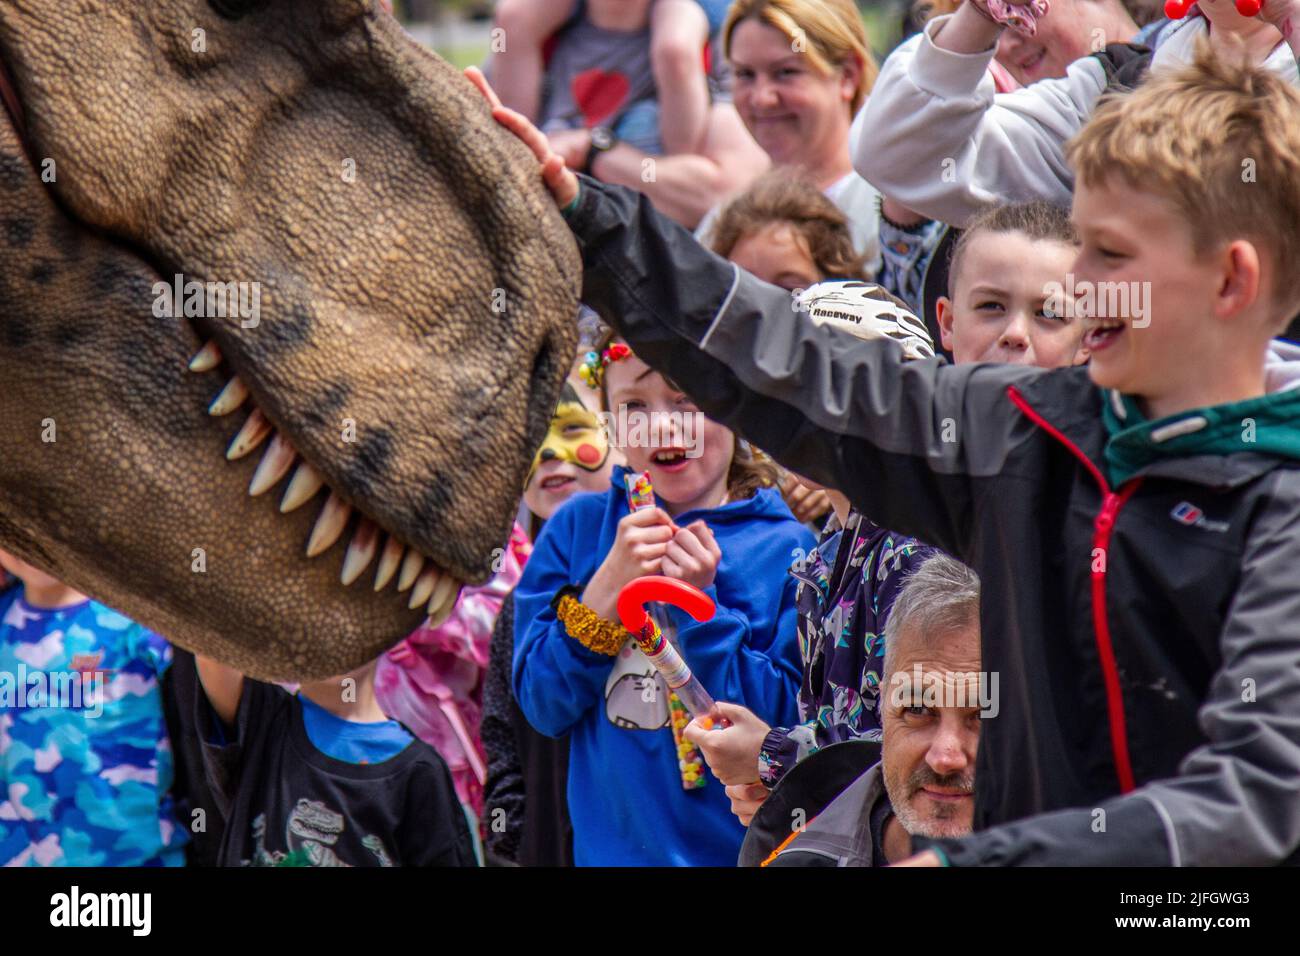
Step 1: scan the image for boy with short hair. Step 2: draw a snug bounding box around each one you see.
[470,44,1300,863]
[0,549,187,866]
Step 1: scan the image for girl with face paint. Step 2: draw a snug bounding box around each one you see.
[522,379,619,527]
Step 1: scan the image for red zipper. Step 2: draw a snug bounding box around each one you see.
[1007,385,1141,793]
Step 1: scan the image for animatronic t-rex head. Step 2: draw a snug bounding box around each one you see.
[0,1,580,679]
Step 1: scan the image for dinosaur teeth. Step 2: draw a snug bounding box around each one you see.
[408,566,440,610]
[396,549,425,593]
[373,535,404,591]
[306,491,351,558]
[426,574,459,626]
[280,462,325,513]
[189,340,222,373]
[340,518,379,586]
[226,407,272,460]
[248,432,296,497]
[209,376,249,416]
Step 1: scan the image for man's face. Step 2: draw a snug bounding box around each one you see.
[1070,176,1232,411]
[881,623,982,839]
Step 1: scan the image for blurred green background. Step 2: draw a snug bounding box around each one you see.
[392,1,909,69]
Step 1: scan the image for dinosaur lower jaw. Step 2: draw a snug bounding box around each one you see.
[187,337,463,625]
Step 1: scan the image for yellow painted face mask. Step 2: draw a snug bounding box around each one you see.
[526,383,610,487]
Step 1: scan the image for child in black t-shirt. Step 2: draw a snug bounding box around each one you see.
[194,654,476,867]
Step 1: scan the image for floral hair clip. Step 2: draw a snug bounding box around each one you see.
[578,342,632,388]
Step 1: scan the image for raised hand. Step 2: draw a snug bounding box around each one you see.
[581,507,677,620]
[464,66,580,208]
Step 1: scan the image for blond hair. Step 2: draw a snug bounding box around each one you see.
[1067,43,1300,321]
[722,0,879,115]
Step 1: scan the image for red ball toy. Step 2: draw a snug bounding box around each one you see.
[1164,0,1262,18]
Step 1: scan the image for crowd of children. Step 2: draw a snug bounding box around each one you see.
[5,0,1300,866]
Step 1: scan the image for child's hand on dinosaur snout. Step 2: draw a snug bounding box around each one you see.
[464,66,580,209]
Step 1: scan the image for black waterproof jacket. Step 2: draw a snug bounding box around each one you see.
[566,176,1300,866]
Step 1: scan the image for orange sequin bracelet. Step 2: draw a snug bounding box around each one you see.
[553,589,626,657]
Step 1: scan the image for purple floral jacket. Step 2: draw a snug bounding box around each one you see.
[758,511,934,787]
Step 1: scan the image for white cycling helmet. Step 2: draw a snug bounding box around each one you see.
[793,280,936,361]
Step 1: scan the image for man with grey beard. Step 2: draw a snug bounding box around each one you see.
[740,555,982,867]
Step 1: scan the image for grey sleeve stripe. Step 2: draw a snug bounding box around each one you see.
[700,263,741,353]
[1139,792,1182,867]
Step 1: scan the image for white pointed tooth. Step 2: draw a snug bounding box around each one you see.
[248,432,296,497]
[280,462,325,513]
[188,340,222,372]
[373,535,404,591]
[306,491,352,558]
[408,566,439,610]
[226,407,272,461]
[340,519,380,586]
[426,575,460,626]
[396,549,425,593]
[208,376,249,416]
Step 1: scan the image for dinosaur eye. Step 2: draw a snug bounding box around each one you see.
[209,0,268,20]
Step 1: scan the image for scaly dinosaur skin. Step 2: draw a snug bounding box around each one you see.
[0,1,580,680]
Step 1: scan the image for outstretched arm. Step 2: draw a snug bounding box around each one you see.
[589,103,768,229]
[466,64,1040,558]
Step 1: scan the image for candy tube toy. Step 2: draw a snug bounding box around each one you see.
[617,576,721,723]
[624,470,656,513]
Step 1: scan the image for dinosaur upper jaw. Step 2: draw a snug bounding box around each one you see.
[183,323,464,622]
[0,1,582,679]
[0,54,457,679]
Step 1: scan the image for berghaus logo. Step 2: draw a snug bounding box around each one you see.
[1171,502,1229,533]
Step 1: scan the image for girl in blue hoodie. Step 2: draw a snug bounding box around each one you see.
[512,336,813,866]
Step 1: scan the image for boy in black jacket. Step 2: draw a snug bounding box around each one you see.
[467,48,1300,866]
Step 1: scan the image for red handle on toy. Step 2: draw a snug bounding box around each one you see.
[1165,0,1260,17]
[617,576,716,635]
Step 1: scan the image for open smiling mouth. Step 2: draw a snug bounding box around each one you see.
[1083,318,1126,352]
[651,448,690,471]
[0,49,460,626]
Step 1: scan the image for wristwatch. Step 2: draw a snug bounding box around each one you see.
[584,126,618,173]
